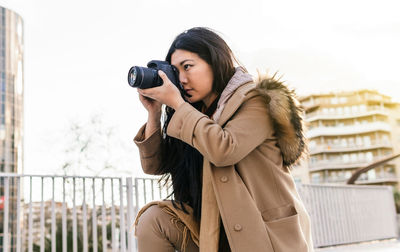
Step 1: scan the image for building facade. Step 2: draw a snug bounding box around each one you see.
[0,6,24,251]
[299,90,400,188]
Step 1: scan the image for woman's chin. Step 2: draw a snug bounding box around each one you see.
[186,96,200,104]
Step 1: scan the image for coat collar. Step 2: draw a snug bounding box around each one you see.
[213,67,254,125]
[216,82,256,125]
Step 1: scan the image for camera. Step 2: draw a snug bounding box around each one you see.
[128,60,183,91]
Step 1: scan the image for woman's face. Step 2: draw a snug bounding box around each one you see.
[171,49,216,107]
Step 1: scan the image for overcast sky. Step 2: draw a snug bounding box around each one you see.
[1,0,400,177]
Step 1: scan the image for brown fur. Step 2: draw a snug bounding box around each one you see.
[255,73,307,167]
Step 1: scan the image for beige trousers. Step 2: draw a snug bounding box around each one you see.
[135,205,199,252]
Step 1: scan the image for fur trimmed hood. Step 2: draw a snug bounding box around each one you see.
[255,73,307,167]
[213,68,307,167]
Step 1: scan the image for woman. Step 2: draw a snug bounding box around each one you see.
[133,27,313,252]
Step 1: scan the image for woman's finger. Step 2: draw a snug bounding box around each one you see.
[139,89,156,100]
[138,88,149,96]
[158,70,170,85]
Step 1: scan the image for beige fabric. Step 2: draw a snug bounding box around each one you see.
[199,161,220,251]
[134,70,314,252]
[134,201,199,252]
[212,67,253,121]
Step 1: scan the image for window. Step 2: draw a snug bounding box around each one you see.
[348,137,355,146]
[309,140,317,149]
[382,134,389,142]
[366,152,373,162]
[356,136,362,146]
[343,154,349,163]
[293,177,302,184]
[358,152,365,161]
[351,153,357,163]
[367,169,376,180]
[311,173,321,183]
[363,136,371,146]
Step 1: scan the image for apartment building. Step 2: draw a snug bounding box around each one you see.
[299,89,400,188]
[0,6,24,251]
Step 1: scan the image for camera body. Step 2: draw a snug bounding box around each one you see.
[128,60,182,90]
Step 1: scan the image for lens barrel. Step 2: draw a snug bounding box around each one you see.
[128,67,138,87]
[127,66,160,89]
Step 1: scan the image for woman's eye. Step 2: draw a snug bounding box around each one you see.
[183,64,192,70]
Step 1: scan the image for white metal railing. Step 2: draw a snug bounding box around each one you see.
[0,174,147,252]
[298,184,398,247]
[1,174,398,250]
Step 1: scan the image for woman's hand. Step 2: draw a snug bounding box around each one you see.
[138,70,185,110]
[138,90,162,115]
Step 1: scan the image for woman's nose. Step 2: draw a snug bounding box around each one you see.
[179,72,188,84]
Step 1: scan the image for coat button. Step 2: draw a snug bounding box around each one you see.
[234,224,242,231]
[220,176,228,183]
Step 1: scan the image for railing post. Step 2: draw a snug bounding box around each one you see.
[119,178,126,252]
[72,178,77,252]
[111,179,117,252]
[134,178,139,217]
[28,176,33,252]
[16,177,22,252]
[40,177,45,252]
[83,178,88,252]
[62,177,67,252]
[101,178,107,252]
[92,178,98,252]
[51,177,56,252]
[126,177,135,252]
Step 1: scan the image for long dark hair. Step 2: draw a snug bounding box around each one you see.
[156,27,239,221]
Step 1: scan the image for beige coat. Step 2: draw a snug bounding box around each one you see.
[134,69,313,252]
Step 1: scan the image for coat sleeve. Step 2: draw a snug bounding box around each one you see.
[167,95,274,167]
[133,124,164,175]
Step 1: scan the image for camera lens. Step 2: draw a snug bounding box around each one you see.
[128,66,145,87]
[128,66,161,89]
[129,67,137,85]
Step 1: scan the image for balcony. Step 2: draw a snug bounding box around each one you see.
[307,122,391,138]
[308,155,390,172]
[320,172,398,184]
[309,140,393,155]
[355,172,398,185]
[306,108,389,122]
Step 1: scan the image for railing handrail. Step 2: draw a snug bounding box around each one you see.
[0,172,125,179]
